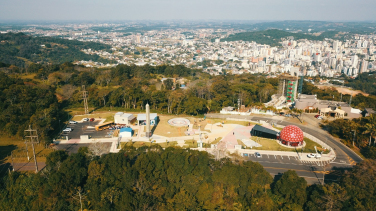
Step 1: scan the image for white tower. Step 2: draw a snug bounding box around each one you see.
[145,103,151,138]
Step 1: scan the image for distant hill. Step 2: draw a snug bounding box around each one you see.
[0,33,112,67]
[220,29,338,46]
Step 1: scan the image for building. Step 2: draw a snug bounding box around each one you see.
[250,125,279,139]
[137,113,158,126]
[119,127,133,138]
[294,94,362,118]
[279,125,304,147]
[277,74,299,103]
[114,112,136,125]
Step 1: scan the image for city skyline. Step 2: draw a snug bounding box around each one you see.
[1,0,376,21]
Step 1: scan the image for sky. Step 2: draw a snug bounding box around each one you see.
[1,0,376,21]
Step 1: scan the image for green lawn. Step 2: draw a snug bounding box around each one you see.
[240,137,329,154]
[120,141,178,149]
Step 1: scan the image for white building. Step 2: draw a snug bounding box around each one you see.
[114,112,136,125]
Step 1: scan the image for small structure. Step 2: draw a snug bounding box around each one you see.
[137,113,158,126]
[363,108,375,117]
[279,125,304,147]
[250,125,279,139]
[114,112,136,125]
[319,107,345,118]
[119,127,133,138]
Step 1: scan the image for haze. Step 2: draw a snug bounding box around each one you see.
[1,0,376,21]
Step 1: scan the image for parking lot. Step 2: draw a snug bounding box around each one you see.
[60,120,114,140]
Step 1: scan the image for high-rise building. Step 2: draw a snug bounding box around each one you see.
[360,59,369,73]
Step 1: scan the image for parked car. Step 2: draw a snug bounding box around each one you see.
[314,115,320,118]
[255,152,261,158]
[285,114,291,117]
[63,127,72,132]
[69,120,77,124]
[307,153,322,158]
[307,153,315,158]
[317,116,323,120]
[90,118,95,122]
[83,118,89,121]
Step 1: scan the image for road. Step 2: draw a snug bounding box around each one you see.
[206,113,362,184]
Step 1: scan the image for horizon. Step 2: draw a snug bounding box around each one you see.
[1,0,376,22]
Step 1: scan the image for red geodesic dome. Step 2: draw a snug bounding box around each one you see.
[280,125,304,146]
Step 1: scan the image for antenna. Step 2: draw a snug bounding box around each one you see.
[82,85,89,114]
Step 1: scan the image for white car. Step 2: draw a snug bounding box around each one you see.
[69,120,77,124]
[63,127,72,132]
[307,153,315,158]
[307,153,322,158]
[317,116,323,120]
[255,152,261,158]
[83,118,89,121]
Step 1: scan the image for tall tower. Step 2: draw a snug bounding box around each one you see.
[145,103,151,138]
[82,85,89,114]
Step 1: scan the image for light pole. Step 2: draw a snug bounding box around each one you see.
[351,130,356,147]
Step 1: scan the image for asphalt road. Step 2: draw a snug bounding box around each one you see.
[206,113,362,184]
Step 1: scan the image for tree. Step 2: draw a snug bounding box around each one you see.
[364,114,376,146]
[273,170,307,208]
[164,79,174,90]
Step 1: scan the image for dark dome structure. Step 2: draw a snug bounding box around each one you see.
[279,125,304,147]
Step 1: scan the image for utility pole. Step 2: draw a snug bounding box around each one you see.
[352,130,356,147]
[25,141,30,161]
[349,95,352,107]
[24,125,38,173]
[11,152,14,171]
[82,85,89,114]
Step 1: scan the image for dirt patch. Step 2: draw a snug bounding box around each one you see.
[316,85,369,96]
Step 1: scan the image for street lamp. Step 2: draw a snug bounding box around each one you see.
[351,130,356,147]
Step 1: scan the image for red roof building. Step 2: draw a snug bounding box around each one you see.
[279,125,304,147]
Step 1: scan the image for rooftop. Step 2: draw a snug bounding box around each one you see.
[137,113,158,121]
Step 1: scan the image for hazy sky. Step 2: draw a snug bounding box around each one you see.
[1,0,376,21]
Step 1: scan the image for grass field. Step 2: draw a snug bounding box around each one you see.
[240,137,329,154]
[205,119,252,126]
[210,137,222,144]
[0,135,54,166]
[120,141,178,148]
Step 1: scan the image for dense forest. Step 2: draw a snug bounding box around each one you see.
[324,113,376,159]
[0,71,66,142]
[221,29,336,46]
[0,33,112,67]
[345,71,376,96]
[0,146,375,210]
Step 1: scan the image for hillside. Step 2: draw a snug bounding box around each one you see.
[0,32,112,67]
[346,71,376,96]
[221,29,336,46]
